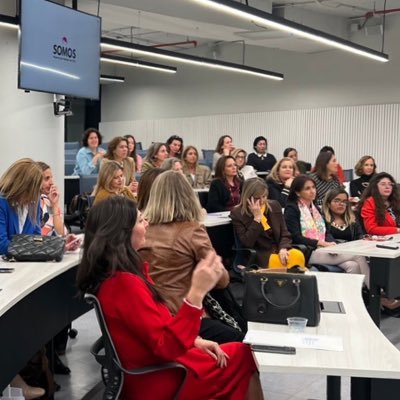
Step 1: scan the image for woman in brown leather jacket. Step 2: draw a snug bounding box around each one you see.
[139,171,243,344]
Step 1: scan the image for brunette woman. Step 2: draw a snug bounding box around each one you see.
[142,142,169,173]
[166,135,183,158]
[350,155,376,198]
[73,128,105,176]
[284,175,368,274]
[246,136,277,173]
[76,196,263,400]
[212,135,235,171]
[124,134,143,173]
[103,136,137,193]
[358,172,400,235]
[230,178,305,269]
[309,151,342,207]
[266,157,297,207]
[207,156,241,213]
[182,145,211,188]
[136,168,165,211]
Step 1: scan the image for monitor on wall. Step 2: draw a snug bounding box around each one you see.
[18,0,101,100]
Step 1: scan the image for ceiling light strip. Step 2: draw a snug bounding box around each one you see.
[191,0,389,62]
[101,37,284,80]
[100,74,125,83]
[101,54,177,74]
[0,14,19,29]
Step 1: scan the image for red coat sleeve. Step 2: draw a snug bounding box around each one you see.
[361,197,398,235]
[98,272,203,362]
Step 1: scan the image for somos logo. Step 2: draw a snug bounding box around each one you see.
[52,36,77,61]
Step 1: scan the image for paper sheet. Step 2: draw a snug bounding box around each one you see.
[244,330,343,352]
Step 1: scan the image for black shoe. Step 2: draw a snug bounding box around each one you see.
[54,354,71,375]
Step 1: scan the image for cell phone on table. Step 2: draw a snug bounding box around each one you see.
[376,244,399,250]
[251,345,296,354]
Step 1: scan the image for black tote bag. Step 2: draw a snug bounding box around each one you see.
[242,271,321,326]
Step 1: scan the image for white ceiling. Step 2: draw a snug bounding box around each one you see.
[70,0,400,54]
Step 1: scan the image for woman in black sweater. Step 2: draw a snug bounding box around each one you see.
[349,155,376,198]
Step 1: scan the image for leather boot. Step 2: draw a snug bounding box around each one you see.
[10,374,46,400]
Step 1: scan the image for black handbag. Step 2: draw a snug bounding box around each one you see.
[242,271,321,326]
[5,234,65,262]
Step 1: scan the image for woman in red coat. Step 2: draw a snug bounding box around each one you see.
[359,172,400,235]
[77,197,263,400]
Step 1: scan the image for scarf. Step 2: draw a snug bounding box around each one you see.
[260,204,271,231]
[298,199,326,241]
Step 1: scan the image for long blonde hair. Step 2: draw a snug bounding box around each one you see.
[94,161,123,194]
[143,171,202,224]
[237,178,268,216]
[0,158,43,223]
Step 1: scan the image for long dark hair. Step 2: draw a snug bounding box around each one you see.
[76,197,162,301]
[314,151,336,180]
[358,172,400,225]
[124,134,138,164]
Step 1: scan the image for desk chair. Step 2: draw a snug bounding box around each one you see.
[201,149,214,170]
[343,169,354,182]
[64,161,75,176]
[64,141,80,151]
[79,175,98,195]
[85,294,187,400]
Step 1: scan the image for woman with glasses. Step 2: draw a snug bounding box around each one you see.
[358,172,400,235]
[230,178,305,269]
[166,135,183,158]
[266,157,297,208]
[285,175,368,273]
[231,149,257,181]
[322,188,364,242]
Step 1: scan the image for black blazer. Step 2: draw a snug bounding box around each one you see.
[207,179,241,213]
[284,201,334,249]
[266,178,290,208]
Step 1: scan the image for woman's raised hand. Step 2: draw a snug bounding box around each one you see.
[247,197,262,222]
[186,251,225,307]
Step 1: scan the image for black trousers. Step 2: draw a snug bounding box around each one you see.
[199,318,245,344]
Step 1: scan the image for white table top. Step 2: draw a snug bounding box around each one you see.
[0,252,81,318]
[194,188,209,193]
[203,212,231,227]
[249,272,400,379]
[317,234,400,259]
[64,175,80,180]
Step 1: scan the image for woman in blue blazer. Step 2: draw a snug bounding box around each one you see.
[0,158,43,254]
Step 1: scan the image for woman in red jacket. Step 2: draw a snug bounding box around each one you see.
[77,196,263,400]
[359,172,400,235]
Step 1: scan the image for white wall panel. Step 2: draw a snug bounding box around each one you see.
[100,103,400,180]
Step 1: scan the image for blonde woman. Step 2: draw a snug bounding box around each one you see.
[103,136,137,192]
[231,148,257,181]
[230,178,305,270]
[266,157,298,207]
[93,161,136,205]
[142,142,169,173]
[0,158,43,254]
[160,157,184,173]
[140,171,244,344]
[182,145,212,188]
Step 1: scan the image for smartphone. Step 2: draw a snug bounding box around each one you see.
[376,244,399,250]
[251,345,296,355]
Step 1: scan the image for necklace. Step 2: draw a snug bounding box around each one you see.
[332,220,348,231]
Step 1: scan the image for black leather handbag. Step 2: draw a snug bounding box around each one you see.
[242,271,321,326]
[5,234,65,262]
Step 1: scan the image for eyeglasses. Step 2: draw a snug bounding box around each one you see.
[378,182,395,188]
[235,155,245,159]
[331,199,348,205]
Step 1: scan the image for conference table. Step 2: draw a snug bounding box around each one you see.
[248,272,400,400]
[0,252,88,393]
[316,234,400,327]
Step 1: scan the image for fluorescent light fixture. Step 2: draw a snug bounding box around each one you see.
[101,54,177,74]
[101,37,284,80]
[100,74,125,83]
[190,0,389,62]
[0,14,18,29]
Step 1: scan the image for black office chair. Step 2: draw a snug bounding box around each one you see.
[85,294,188,400]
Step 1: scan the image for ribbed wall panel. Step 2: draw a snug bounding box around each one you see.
[100,103,400,180]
